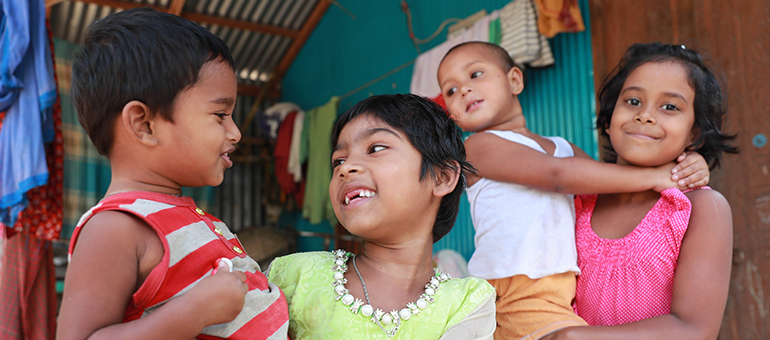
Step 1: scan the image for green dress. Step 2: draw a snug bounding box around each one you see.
[268,251,496,340]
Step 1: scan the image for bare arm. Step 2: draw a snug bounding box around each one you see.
[465,133,708,194]
[56,211,248,340]
[545,189,733,340]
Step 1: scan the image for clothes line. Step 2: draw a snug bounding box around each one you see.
[338,58,415,101]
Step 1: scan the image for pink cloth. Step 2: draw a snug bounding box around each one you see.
[574,188,701,325]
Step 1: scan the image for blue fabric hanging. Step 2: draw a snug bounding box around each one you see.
[0,0,57,226]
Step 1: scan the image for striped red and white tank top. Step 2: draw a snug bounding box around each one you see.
[69,191,289,339]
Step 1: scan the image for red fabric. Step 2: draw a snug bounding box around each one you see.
[574,188,703,325]
[0,232,58,340]
[431,93,447,110]
[273,111,304,206]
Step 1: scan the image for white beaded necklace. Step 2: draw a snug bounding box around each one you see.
[330,249,452,337]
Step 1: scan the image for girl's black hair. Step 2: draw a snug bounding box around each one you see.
[332,94,476,243]
[596,42,738,169]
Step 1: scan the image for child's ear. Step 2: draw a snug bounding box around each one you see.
[120,100,158,146]
[507,67,524,95]
[433,161,461,198]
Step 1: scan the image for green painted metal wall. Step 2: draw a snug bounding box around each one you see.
[281,0,597,259]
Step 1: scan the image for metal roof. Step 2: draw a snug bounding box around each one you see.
[47,0,329,94]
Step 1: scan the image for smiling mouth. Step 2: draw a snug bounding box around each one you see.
[221,152,233,168]
[466,100,483,112]
[344,189,376,205]
[627,132,658,140]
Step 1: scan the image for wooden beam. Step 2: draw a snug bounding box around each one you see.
[237,83,280,99]
[181,12,298,38]
[271,0,332,84]
[47,0,299,38]
[167,0,186,16]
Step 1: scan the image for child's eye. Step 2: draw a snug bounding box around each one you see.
[471,71,482,78]
[661,103,680,111]
[368,145,386,153]
[625,98,641,106]
[215,113,228,120]
[332,158,345,168]
[446,87,457,96]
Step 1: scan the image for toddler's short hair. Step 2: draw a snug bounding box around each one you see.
[71,7,235,156]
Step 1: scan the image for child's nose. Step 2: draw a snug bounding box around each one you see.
[227,121,242,143]
[634,108,656,124]
[338,159,362,178]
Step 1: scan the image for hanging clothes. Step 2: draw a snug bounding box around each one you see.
[500,0,555,68]
[263,102,301,140]
[410,11,498,98]
[53,37,112,240]
[0,0,57,226]
[301,97,339,226]
[0,232,58,340]
[287,110,305,183]
[532,0,585,38]
[273,110,305,207]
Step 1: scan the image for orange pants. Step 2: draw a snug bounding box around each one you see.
[489,272,587,340]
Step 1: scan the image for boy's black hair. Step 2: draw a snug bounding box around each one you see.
[332,94,476,243]
[71,7,235,156]
[596,42,738,169]
[440,41,527,86]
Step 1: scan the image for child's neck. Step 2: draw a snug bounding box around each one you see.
[482,110,532,136]
[106,173,184,197]
[348,240,435,312]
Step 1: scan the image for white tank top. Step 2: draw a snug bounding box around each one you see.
[466,130,581,280]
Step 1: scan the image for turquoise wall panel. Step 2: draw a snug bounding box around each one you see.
[282,0,597,260]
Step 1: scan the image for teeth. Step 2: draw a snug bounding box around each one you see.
[344,190,375,205]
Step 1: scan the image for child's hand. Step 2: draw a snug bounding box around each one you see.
[671,151,710,189]
[186,259,248,327]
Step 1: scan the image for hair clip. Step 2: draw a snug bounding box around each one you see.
[680,45,686,50]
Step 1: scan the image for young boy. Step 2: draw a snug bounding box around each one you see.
[57,8,288,340]
[266,94,496,339]
[436,41,710,339]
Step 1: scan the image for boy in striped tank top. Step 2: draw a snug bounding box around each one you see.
[57,8,288,340]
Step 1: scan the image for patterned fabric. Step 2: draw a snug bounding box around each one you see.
[52,38,214,240]
[574,188,702,325]
[69,191,289,339]
[0,232,57,340]
[267,251,496,339]
[499,0,554,68]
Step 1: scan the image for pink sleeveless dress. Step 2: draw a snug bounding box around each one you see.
[573,188,702,325]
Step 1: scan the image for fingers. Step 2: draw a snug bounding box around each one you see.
[671,152,696,175]
[674,169,710,189]
[213,257,233,275]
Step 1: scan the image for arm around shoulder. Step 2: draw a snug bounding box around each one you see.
[464,133,672,195]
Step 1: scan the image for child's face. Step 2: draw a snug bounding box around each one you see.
[154,59,241,187]
[438,46,520,132]
[608,61,696,167]
[329,115,438,242]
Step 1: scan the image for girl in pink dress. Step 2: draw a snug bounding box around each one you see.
[544,42,738,339]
